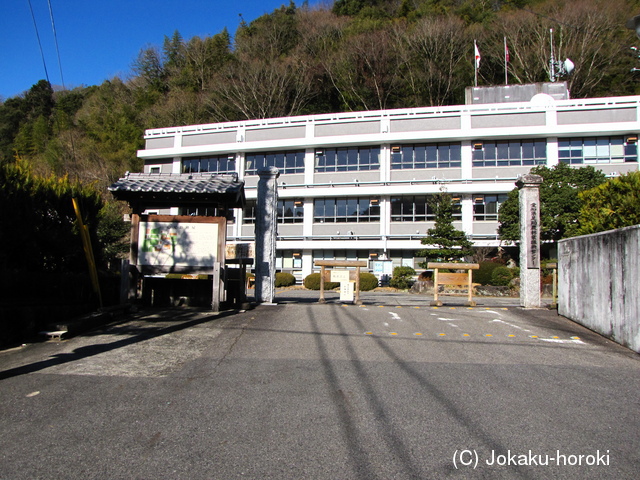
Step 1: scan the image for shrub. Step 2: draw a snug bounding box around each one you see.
[359,272,379,291]
[473,261,503,285]
[491,266,518,286]
[303,272,379,291]
[275,272,296,287]
[389,266,416,290]
[304,273,339,290]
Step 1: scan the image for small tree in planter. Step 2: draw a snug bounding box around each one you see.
[417,189,473,268]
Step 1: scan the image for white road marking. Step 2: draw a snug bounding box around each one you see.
[389,312,402,321]
[538,338,585,345]
[491,318,531,333]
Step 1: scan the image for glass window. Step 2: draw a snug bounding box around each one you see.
[473,139,546,167]
[244,199,304,224]
[245,150,305,175]
[391,143,462,169]
[558,136,637,164]
[182,155,236,174]
[473,194,508,221]
[390,195,461,222]
[314,197,380,223]
[315,147,380,173]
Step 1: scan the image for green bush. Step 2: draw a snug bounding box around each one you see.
[389,266,416,290]
[304,273,339,290]
[491,266,518,286]
[303,272,379,291]
[359,272,379,291]
[473,261,503,285]
[275,272,296,287]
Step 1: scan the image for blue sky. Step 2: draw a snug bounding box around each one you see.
[1,0,311,100]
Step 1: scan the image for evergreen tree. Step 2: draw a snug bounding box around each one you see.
[572,171,640,235]
[498,163,607,242]
[417,189,473,267]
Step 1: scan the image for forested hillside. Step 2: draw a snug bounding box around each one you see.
[2,0,640,193]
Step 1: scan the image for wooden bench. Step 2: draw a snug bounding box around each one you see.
[427,262,479,306]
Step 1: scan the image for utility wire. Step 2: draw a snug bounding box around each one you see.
[47,0,66,90]
[27,0,50,85]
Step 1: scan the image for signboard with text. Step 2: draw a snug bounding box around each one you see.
[137,215,225,273]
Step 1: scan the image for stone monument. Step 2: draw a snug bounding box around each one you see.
[517,174,543,308]
[255,166,280,304]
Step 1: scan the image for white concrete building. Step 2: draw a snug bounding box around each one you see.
[137,92,640,280]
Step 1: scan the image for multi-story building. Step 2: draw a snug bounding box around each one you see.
[136,88,640,280]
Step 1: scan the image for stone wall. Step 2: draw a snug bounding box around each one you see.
[558,226,640,353]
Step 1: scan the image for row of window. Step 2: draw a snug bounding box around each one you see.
[242,195,507,224]
[558,137,637,164]
[178,136,638,175]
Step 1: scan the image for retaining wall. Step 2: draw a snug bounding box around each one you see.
[558,225,640,353]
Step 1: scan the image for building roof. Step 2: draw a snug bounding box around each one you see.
[109,172,245,211]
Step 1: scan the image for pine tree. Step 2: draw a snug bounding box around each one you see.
[417,189,473,268]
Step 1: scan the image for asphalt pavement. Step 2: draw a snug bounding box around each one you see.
[1,290,639,479]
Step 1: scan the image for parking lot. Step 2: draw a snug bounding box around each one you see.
[1,290,638,479]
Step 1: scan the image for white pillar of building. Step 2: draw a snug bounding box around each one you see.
[517,174,543,308]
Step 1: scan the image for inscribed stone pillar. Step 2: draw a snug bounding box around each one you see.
[517,174,543,308]
[255,166,280,304]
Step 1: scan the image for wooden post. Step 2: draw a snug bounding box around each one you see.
[129,213,140,302]
[319,265,326,304]
[432,267,441,306]
[314,260,368,305]
[428,262,479,307]
[212,262,221,312]
[547,262,558,309]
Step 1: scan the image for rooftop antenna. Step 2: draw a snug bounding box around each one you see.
[549,28,574,82]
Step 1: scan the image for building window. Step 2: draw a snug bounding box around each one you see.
[315,146,380,172]
[472,139,546,167]
[179,206,233,221]
[245,150,305,175]
[390,195,461,222]
[473,194,508,221]
[243,199,304,224]
[313,197,380,223]
[182,155,236,174]
[391,143,461,169]
[558,136,637,164]
[149,167,161,174]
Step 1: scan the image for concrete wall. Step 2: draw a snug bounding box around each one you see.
[558,225,640,353]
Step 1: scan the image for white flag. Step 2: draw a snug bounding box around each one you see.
[474,42,481,69]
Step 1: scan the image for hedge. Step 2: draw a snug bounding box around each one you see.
[275,272,296,287]
[304,272,379,291]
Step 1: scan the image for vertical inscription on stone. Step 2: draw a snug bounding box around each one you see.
[529,202,540,269]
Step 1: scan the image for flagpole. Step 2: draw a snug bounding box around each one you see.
[504,36,508,85]
[474,40,478,87]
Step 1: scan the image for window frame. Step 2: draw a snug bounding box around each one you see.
[472,139,547,167]
[315,146,380,173]
[391,143,462,170]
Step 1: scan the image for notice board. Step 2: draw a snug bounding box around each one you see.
[136,215,226,274]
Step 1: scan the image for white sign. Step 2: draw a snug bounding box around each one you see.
[331,269,351,283]
[373,261,393,276]
[340,281,355,301]
[138,220,219,268]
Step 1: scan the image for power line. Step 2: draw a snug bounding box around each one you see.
[27,0,50,85]
[47,0,66,90]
